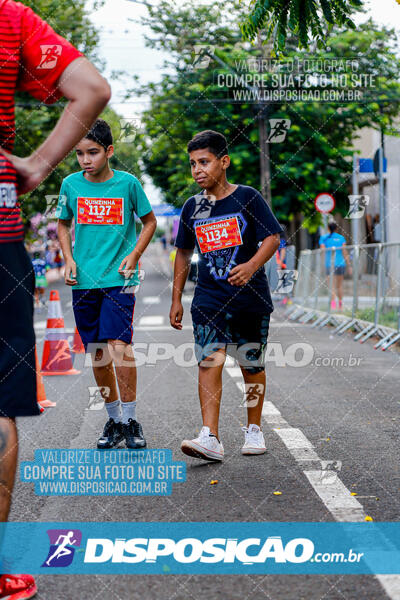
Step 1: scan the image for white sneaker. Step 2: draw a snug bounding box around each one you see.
[241,424,266,455]
[181,426,224,462]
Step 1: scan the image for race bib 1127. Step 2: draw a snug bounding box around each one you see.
[77,197,124,225]
[195,216,243,253]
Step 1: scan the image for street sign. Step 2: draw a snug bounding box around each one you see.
[314,193,335,214]
[359,157,387,174]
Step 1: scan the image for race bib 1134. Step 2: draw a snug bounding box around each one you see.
[77,197,124,225]
[195,216,243,253]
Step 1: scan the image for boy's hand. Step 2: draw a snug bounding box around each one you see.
[64,259,77,286]
[228,262,256,286]
[118,252,138,278]
[170,301,184,330]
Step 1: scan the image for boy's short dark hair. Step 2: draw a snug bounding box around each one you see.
[187,130,228,159]
[85,118,113,150]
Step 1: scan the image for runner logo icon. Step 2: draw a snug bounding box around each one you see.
[42,529,82,567]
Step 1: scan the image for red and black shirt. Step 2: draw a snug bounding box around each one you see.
[0,0,82,243]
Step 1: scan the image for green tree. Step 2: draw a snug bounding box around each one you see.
[17,0,143,227]
[241,0,363,52]
[135,2,400,232]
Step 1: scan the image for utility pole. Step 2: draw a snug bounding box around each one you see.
[257,33,272,206]
[204,44,273,207]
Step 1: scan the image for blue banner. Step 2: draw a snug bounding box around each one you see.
[2,522,400,574]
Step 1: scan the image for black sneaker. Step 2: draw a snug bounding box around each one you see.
[122,419,147,449]
[97,418,124,449]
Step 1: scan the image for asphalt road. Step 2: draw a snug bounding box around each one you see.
[12,244,400,599]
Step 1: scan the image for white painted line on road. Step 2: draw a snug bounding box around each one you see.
[138,316,164,326]
[226,367,242,378]
[182,295,193,303]
[224,366,400,596]
[34,321,46,329]
[262,401,281,416]
[143,296,160,304]
[260,401,289,426]
[377,576,400,600]
[303,471,366,522]
[273,427,315,449]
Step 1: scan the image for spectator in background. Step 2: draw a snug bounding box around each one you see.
[32,251,50,308]
[319,222,352,311]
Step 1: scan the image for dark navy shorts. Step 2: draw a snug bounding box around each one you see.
[72,286,136,352]
[0,242,40,417]
[191,306,270,373]
[326,266,346,276]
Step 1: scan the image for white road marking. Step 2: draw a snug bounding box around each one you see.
[143,296,160,304]
[34,321,46,329]
[182,295,193,303]
[262,401,282,416]
[224,369,400,598]
[304,471,366,521]
[226,367,242,378]
[377,576,400,599]
[138,316,164,326]
[273,427,314,450]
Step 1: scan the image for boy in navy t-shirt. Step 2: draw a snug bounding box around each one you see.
[170,130,282,461]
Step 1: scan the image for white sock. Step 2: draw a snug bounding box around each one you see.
[105,399,122,423]
[121,401,136,424]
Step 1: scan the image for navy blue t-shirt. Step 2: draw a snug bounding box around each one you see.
[175,184,283,314]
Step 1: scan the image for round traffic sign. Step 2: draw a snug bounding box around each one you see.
[314,193,335,214]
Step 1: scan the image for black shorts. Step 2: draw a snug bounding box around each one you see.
[191,306,270,374]
[0,243,39,417]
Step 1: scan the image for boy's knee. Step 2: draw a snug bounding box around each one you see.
[107,340,134,366]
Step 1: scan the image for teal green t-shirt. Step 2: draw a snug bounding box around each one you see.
[57,170,152,289]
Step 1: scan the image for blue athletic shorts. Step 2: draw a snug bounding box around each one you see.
[191,307,270,374]
[72,286,136,352]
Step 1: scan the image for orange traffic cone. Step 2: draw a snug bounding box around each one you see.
[71,326,85,353]
[35,347,56,408]
[41,290,80,376]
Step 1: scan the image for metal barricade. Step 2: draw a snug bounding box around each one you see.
[291,242,400,349]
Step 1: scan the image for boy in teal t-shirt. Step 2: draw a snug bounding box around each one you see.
[57,119,157,450]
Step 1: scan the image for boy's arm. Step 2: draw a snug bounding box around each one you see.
[2,58,111,194]
[58,219,77,286]
[118,211,157,276]
[228,233,280,286]
[170,248,193,330]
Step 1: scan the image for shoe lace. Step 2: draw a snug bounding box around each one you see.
[199,428,212,442]
[103,418,115,435]
[126,419,139,436]
[242,427,260,444]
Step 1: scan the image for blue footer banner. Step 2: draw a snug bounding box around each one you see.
[3,522,400,574]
